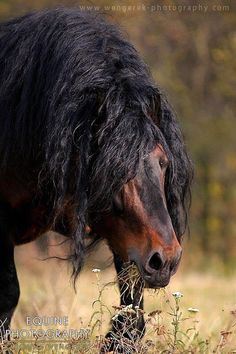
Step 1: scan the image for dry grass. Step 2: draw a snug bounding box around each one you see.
[2,240,235,353]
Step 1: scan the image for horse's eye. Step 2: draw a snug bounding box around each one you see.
[159,158,168,170]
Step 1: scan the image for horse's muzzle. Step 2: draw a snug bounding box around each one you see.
[132,247,182,289]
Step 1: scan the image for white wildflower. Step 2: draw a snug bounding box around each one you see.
[172,291,183,299]
[92,268,101,273]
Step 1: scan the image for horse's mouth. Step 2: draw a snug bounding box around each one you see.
[140,266,171,289]
[143,274,170,289]
[128,261,171,289]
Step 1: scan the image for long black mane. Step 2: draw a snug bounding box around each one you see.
[0,8,193,276]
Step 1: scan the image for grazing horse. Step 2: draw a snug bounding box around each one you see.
[0,8,192,351]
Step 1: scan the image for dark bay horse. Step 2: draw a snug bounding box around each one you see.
[0,8,192,350]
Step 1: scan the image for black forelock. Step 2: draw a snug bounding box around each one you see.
[0,8,193,277]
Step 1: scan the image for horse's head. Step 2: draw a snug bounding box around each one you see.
[92,144,183,289]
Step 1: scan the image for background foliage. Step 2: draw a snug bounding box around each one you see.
[0,0,235,271]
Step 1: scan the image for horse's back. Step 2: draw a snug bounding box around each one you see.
[0,8,122,62]
[0,8,145,173]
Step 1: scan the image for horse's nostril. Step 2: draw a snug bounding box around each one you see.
[148,252,164,272]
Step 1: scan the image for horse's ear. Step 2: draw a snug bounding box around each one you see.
[148,109,160,126]
[147,87,162,126]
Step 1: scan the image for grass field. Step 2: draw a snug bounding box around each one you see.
[6,240,236,353]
